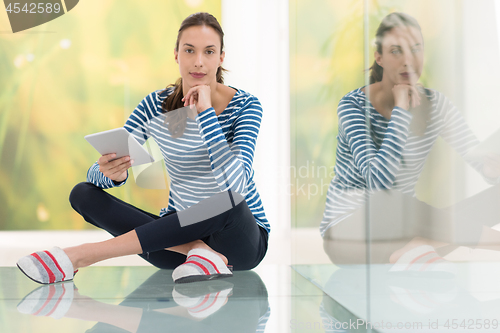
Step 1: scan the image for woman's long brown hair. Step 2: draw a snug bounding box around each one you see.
[368,12,421,84]
[369,12,429,136]
[162,12,227,138]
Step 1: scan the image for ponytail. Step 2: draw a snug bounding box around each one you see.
[161,78,186,138]
[368,60,383,84]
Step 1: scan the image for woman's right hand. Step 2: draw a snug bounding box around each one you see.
[392,84,421,110]
[98,154,133,183]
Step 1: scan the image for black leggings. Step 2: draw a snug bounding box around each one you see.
[323,185,500,264]
[69,182,268,270]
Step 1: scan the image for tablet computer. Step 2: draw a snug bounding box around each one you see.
[464,128,500,161]
[84,128,155,166]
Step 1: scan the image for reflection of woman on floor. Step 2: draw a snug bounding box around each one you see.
[17,270,270,333]
[17,12,269,284]
[321,12,500,266]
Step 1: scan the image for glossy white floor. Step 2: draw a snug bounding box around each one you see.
[5,230,500,332]
[0,229,336,333]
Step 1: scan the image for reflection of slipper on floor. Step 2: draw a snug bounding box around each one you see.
[389,245,457,277]
[172,280,233,319]
[17,282,75,319]
[387,257,458,314]
[387,274,456,293]
[389,284,458,314]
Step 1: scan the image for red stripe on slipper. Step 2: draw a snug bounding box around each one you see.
[33,285,56,316]
[188,254,221,274]
[204,292,220,310]
[184,260,210,275]
[404,251,434,271]
[44,250,66,281]
[191,292,220,314]
[46,284,66,317]
[420,256,445,271]
[31,253,56,284]
[191,294,211,312]
[189,292,220,313]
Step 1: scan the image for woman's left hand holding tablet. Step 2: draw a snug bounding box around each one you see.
[182,85,212,114]
[98,153,132,182]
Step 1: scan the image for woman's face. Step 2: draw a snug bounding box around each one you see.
[174,25,224,89]
[375,26,424,86]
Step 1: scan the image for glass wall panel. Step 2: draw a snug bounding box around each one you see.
[292,0,500,330]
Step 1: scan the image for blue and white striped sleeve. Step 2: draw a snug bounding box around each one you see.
[124,92,160,145]
[339,96,413,190]
[86,92,159,189]
[196,96,262,195]
[438,92,500,185]
[86,162,128,189]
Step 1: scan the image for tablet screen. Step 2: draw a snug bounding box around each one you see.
[84,128,155,166]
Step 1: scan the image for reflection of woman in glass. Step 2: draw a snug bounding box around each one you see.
[17,12,269,284]
[321,12,500,266]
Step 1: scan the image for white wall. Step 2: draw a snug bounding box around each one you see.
[463,0,500,197]
[221,0,291,235]
[221,3,291,330]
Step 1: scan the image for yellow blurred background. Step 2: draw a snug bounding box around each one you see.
[0,0,221,230]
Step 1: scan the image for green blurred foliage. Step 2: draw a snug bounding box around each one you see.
[290,0,464,228]
[0,0,221,230]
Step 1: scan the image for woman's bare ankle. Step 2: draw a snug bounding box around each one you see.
[190,241,229,265]
[167,240,229,265]
[63,245,92,270]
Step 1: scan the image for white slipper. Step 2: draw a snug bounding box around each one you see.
[389,284,458,314]
[172,248,233,284]
[389,245,456,276]
[17,282,75,319]
[17,247,76,284]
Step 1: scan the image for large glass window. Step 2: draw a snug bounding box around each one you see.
[292,0,500,330]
